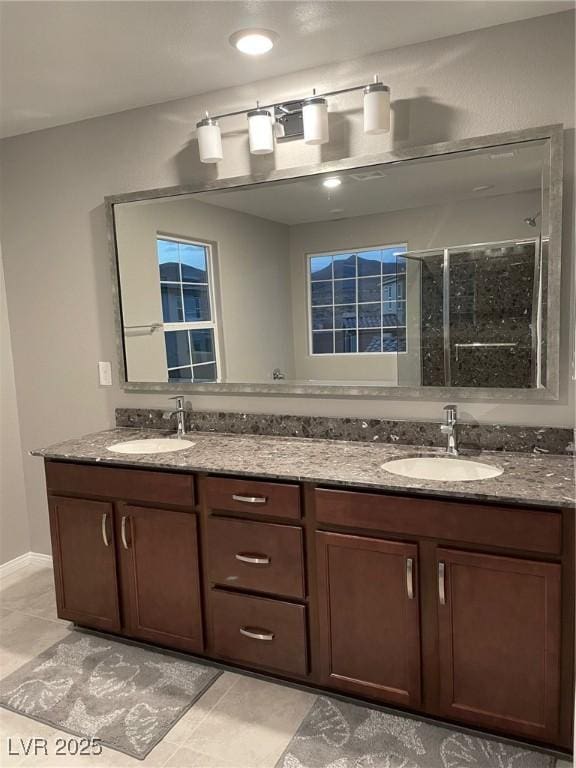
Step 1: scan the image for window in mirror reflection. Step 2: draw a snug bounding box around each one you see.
[309,245,407,355]
[156,237,219,382]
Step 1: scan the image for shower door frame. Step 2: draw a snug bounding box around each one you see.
[406,238,543,389]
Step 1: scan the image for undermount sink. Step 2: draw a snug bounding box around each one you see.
[107,438,195,455]
[381,456,503,482]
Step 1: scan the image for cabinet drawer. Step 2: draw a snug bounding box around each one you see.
[45,461,195,508]
[203,477,300,520]
[207,517,305,599]
[315,489,562,555]
[210,590,308,677]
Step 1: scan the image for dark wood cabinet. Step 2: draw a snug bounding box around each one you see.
[316,531,421,707]
[117,505,204,653]
[48,496,121,632]
[211,589,308,677]
[44,461,573,752]
[206,516,305,599]
[46,463,203,652]
[436,548,562,743]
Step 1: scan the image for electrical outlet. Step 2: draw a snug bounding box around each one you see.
[98,361,112,386]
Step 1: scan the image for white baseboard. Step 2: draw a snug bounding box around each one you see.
[0,551,53,579]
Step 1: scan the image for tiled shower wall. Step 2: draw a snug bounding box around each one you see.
[421,242,540,388]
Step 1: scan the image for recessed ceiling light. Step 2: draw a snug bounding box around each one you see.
[229,29,277,56]
[323,177,342,189]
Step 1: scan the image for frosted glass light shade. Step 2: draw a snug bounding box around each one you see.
[196,118,223,163]
[363,84,390,134]
[247,109,274,154]
[303,97,328,145]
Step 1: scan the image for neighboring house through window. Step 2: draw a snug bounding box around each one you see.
[157,236,220,381]
[308,245,408,355]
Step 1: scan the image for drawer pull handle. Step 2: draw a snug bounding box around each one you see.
[235,553,271,565]
[101,513,110,547]
[406,557,414,600]
[121,515,130,550]
[438,561,446,605]
[232,494,268,505]
[240,626,275,641]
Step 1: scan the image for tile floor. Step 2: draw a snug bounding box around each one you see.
[0,563,315,768]
[0,563,572,768]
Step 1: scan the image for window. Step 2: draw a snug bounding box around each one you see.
[308,245,407,355]
[157,237,219,382]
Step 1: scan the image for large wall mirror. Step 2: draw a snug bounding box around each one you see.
[107,125,562,400]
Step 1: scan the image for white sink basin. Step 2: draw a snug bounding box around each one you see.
[381,456,503,482]
[107,438,195,455]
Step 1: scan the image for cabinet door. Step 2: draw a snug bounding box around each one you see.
[437,548,561,742]
[48,496,121,632]
[118,505,203,653]
[316,531,421,707]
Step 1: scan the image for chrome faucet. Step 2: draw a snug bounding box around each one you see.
[163,396,188,439]
[441,404,458,456]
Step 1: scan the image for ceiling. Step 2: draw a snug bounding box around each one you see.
[0,1,573,139]
[194,140,546,224]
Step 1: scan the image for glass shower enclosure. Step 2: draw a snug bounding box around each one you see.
[397,237,546,389]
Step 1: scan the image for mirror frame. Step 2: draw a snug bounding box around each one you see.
[105,123,563,401]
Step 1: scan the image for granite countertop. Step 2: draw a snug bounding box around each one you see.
[31,428,575,509]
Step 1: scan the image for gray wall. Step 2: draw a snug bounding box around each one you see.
[0,249,29,564]
[0,11,574,557]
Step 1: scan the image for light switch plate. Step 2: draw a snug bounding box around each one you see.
[98,361,112,386]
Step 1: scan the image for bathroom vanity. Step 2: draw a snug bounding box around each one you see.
[34,429,575,754]
[33,122,572,752]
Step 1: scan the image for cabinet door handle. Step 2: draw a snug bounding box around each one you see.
[438,561,446,605]
[406,557,414,600]
[101,513,110,547]
[121,515,130,550]
[235,553,271,565]
[232,494,267,505]
[239,626,275,641]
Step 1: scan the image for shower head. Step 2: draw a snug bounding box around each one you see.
[523,212,541,228]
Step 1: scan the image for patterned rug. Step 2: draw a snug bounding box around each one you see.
[275,696,557,768]
[0,631,220,759]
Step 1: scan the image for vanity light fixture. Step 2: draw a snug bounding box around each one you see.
[303,95,329,145]
[229,29,277,55]
[247,104,274,154]
[363,78,390,134]
[195,75,391,163]
[323,177,342,189]
[196,114,223,164]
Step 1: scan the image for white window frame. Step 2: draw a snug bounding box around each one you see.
[157,233,222,382]
[306,243,408,357]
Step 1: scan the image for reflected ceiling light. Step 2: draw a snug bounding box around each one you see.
[230,29,277,55]
[323,177,341,189]
[472,184,494,192]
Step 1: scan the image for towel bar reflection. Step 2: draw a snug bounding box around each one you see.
[455,342,517,362]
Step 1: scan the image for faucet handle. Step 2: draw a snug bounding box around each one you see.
[443,404,457,424]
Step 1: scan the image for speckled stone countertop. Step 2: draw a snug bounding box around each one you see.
[32,428,575,509]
